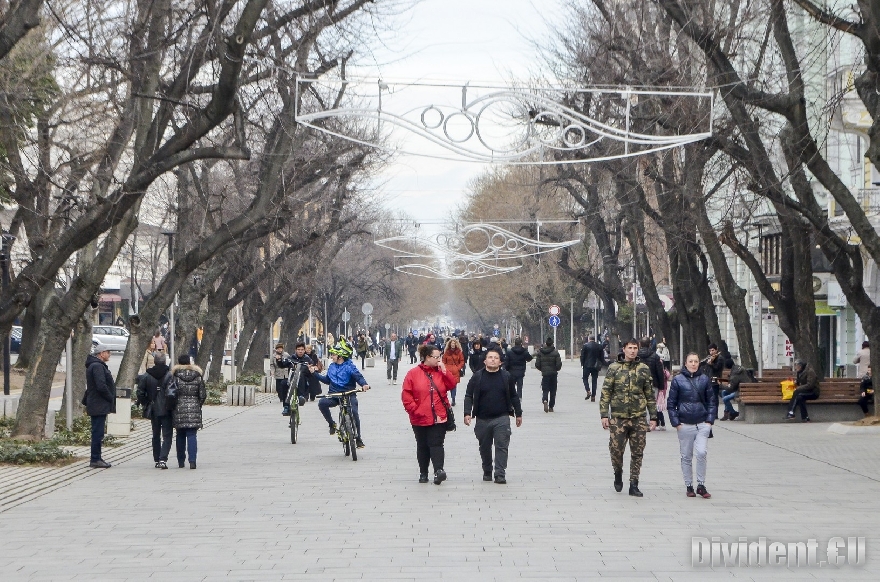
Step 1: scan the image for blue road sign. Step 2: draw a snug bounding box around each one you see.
[548,315,561,328]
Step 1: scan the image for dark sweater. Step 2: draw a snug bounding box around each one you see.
[474,370,509,418]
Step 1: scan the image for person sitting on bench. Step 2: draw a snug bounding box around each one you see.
[858,366,874,417]
[785,359,819,422]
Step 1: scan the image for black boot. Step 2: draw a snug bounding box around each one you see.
[629,480,643,497]
[613,470,623,492]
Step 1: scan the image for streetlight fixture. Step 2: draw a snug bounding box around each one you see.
[749,218,772,377]
[161,231,176,359]
[1,232,15,396]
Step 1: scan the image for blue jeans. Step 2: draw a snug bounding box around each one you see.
[319,394,360,435]
[176,427,198,464]
[721,390,738,414]
[90,414,106,462]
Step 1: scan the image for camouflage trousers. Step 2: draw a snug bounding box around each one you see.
[608,416,648,482]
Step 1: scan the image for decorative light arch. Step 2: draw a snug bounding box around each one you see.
[295,78,714,165]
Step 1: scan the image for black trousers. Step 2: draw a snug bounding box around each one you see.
[511,373,525,401]
[788,387,818,419]
[275,378,289,403]
[583,367,599,396]
[858,393,874,414]
[541,374,558,408]
[412,424,446,474]
[151,414,173,462]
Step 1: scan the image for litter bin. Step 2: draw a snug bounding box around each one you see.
[107,386,132,436]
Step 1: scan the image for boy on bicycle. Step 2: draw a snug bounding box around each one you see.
[312,338,371,448]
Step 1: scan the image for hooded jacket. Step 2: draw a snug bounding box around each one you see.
[313,358,368,393]
[637,347,666,390]
[171,363,206,429]
[667,368,717,426]
[534,345,562,377]
[401,363,457,426]
[136,362,171,418]
[83,354,117,416]
[504,346,533,376]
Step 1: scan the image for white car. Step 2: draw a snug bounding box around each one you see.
[91,325,130,351]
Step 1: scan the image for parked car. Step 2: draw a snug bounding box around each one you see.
[91,325,130,351]
[10,326,22,353]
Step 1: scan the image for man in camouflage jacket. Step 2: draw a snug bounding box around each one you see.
[599,339,657,497]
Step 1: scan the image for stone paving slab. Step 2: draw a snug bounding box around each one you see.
[0,361,878,580]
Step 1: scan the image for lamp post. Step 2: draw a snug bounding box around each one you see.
[1,232,15,396]
[161,231,175,359]
[750,220,769,377]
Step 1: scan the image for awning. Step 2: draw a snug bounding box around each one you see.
[100,293,122,303]
[815,300,837,316]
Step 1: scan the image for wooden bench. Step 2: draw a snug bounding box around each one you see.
[736,381,862,423]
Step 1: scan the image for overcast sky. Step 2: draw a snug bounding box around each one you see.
[350,0,567,224]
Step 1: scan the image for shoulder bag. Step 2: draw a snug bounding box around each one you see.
[424,369,456,432]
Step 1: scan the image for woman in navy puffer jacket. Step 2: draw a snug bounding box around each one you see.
[668,352,718,499]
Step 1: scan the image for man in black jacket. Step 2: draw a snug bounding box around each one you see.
[136,352,173,469]
[504,337,533,400]
[580,336,605,402]
[83,343,116,468]
[463,348,523,484]
[638,339,667,429]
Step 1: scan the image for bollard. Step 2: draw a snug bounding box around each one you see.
[107,387,132,436]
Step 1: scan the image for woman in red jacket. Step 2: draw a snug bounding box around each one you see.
[402,343,458,484]
[442,337,466,406]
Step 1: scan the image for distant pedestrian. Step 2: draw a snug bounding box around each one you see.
[152,330,166,352]
[656,340,671,371]
[442,338,466,405]
[172,354,206,469]
[854,341,870,378]
[136,352,173,469]
[668,352,716,499]
[468,339,486,374]
[463,348,523,484]
[385,333,405,385]
[858,366,874,417]
[580,335,604,402]
[534,337,562,413]
[270,343,292,413]
[83,343,116,469]
[406,332,418,364]
[599,338,657,497]
[356,333,369,369]
[504,337,533,401]
[402,344,457,484]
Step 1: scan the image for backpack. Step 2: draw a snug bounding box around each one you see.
[164,373,179,410]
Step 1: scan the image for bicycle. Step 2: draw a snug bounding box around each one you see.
[285,363,307,444]
[326,389,363,461]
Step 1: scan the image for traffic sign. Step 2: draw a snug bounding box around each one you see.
[362,302,373,315]
[385,323,391,330]
[548,315,561,327]
[549,305,560,316]
[342,309,350,322]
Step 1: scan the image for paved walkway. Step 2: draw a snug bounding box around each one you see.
[1,360,878,580]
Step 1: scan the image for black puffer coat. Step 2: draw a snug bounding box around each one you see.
[504,346,533,377]
[83,354,117,416]
[667,368,717,426]
[171,364,206,429]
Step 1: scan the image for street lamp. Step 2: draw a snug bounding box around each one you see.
[749,219,771,377]
[161,231,176,359]
[1,231,15,396]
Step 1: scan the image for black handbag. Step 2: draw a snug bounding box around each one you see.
[424,370,456,432]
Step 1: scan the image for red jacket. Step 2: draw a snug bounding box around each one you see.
[402,364,457,426]
[442,348,466,386]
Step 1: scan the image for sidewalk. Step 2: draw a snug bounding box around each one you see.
[0,360,877,580]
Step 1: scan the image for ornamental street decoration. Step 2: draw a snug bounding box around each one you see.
[375,221,581,280]
[294,78,713,164]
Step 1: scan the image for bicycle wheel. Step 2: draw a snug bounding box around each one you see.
[289,406,299,444]
[343,412,357,462]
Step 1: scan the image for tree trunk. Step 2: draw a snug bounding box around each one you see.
[241,317,269,375]
[13,282,52,370]
[60,311,94,420]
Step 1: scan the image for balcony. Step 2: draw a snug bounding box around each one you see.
[857,188,880,214]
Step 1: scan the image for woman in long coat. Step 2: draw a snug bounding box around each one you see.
[442,338,466,406]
